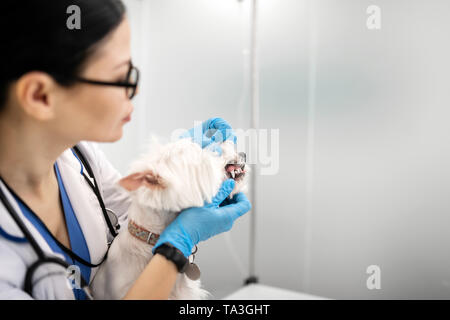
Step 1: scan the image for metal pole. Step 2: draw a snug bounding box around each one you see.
[245,0,259,285]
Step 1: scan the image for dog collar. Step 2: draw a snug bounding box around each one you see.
[128,219,160,246]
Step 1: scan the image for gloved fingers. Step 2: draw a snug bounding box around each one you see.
[209,130,224,143]
[207,118,230,131]
[220,192,252,221]
[219,196,232,207]
[209,179,236,207]
[209,128,236,144]
[204,128,235,153]
[206,118,237,144]
[179,119,218,142]
[219,191,242,207]
[180,118,237,149]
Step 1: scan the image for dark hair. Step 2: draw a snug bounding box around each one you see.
[0,0,126,109]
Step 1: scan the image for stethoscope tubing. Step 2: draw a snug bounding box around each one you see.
[0,145,119,299]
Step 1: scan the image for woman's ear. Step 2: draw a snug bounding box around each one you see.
[118,170,167,191]
[14,72,58,120]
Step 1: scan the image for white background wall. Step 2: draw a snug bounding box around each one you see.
[98,0,450,299]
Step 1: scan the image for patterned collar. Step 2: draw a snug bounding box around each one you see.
[127,220,160,246]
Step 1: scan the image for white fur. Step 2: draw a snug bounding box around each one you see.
[90,138,248,300]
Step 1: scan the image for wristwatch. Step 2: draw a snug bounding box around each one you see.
[153,243,189,273]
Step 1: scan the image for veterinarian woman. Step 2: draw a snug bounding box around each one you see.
[0,0,251,299]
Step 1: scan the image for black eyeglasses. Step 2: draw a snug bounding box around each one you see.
[71,62,140,100]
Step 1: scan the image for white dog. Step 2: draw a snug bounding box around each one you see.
[90,138,249,300]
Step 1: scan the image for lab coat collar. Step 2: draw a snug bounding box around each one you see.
[57,149,108,264]
[55,148,110,274]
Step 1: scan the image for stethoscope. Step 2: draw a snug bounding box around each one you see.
[0,145,120,300]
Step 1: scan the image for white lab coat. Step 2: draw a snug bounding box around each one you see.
[0,142,131,299]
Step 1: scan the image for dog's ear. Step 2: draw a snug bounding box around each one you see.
[118,170,166,191]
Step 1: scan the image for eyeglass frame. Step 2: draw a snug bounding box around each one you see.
[57,61,140,100]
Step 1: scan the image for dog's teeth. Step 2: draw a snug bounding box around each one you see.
[231,171,235,179]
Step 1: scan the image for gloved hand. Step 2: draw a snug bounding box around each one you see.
[152,179,251,257]
[179,117,237,156]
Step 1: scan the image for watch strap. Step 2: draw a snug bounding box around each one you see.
[153,243,189,273]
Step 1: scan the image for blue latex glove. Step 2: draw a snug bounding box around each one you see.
[179,117,237,156]
[152,179,251,257]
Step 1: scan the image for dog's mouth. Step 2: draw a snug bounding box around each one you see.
[225,152,246,181]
